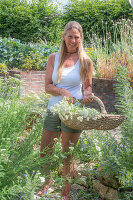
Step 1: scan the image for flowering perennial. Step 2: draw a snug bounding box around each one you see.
[0,63,7,74]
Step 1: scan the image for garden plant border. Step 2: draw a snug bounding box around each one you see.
[1,70,133,113]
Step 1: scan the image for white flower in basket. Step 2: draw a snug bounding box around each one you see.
[50,96,125,131]
[50,97,101,124]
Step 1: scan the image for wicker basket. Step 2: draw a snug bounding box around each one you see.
[60,96,125,130]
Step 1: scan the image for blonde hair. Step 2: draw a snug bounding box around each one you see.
[57,21,93,83]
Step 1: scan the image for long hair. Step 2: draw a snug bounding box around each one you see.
[57,21,93,83]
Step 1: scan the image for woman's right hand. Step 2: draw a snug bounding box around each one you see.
[60,88,73,103]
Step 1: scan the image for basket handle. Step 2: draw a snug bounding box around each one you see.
[86,95,107,114]
[73,96,107,114]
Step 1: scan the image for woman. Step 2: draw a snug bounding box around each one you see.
[37,21,93,199]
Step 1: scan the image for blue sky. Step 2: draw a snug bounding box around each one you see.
[53,0,68,5]
[57,0,68,5]
[53,0,68,6]
[52,0,69,10]
[27,0,69,5]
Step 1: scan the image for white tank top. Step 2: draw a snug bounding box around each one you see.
[47,53,83,109]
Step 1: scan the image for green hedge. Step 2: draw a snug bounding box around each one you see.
[0,0,132,44]
[0,0,63,43]
[63,0,133,43]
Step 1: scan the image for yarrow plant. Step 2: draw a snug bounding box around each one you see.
[50,97,101,122]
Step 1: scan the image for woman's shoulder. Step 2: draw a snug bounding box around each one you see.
[48,52,60,62]
[47,53,59,69]
[48,53,56,61]
[82,51,92,63]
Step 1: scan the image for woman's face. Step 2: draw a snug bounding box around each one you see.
[62,28,81,53]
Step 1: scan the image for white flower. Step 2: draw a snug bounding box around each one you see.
[69,146,74,151]
[65,115,69,120]
[77,116,83,122]
[83,109,88,118]
[87,117,90,121]
[50,98,101,123]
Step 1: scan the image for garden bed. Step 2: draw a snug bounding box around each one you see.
[0,70,132,113]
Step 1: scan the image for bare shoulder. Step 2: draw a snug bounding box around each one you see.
[46,53,56,68]
[49,53,56,59]
[48,53,56,62]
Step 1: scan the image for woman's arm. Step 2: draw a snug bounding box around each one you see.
[45,53,61,96]
[82,61,94,103]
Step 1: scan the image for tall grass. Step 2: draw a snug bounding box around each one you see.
[89,19,133,79]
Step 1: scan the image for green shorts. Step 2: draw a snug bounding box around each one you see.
[44,110,82,133]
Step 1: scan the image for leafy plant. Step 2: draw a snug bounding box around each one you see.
[0,77,51,199]
[114,65,133,179]
[50,97,101,122]
[0,37,59,71]
[68,65,133,199]
[19,51,44,71]
[0,74,21,98]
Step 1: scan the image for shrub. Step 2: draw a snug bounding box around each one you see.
[0,74,21,98]
[74,65,133,199]
[0,0,62,43]
[19,51,44,72]
[0,37,59,71]
[0,66,132,199]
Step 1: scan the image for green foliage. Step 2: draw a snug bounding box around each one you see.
[0,68,133,199]
[0,37,59,70]
[0,172,41,200]
[20,51,44,71]
[0,63,8,74]
[0,77,50,198]
[0,75,21,98]
[0,0,132,45]
[89,19,133,79]
[0,0,62,43]
[114,65,133,174]
[73,65,133,198]
[63,0,133,43]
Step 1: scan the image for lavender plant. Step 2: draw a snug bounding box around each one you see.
[114,65,133,190]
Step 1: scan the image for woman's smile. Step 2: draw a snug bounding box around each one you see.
[62,29,81,53]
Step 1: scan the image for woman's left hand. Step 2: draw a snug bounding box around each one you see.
[83,91,94,103]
